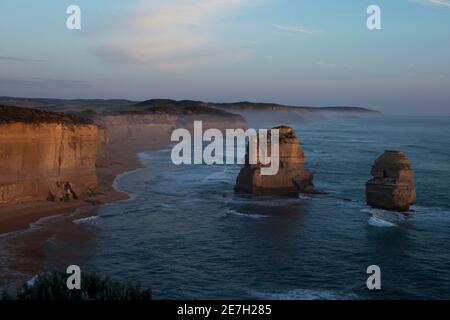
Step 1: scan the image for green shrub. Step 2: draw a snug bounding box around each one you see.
[2,271,151,301]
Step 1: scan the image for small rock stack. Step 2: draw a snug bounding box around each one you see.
[366,150,416,211]
[235,125,314,196]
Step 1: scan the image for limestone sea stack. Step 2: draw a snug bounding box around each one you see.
[366,150,416,211]
[235,126,314,195]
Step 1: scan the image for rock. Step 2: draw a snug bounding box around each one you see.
[235,125,314,195]
[0,105,100,204]
[366,150,416,211]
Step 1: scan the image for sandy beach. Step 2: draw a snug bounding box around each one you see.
[0,123,172,235]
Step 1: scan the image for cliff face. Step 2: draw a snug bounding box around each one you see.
[366,150,416,211]
[100,113,248,154]
[235,126,314,195]
[0,106,100,204]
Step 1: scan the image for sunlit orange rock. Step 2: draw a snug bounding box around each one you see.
[366,150,416,211]
[235,125,314,196]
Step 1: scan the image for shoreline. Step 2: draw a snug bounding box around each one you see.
[0,132,166,236]
[0,145,160,291]
[0,118,237,236]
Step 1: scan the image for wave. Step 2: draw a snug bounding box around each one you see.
[251,288,357,300]
[368,216,397,228]
[410,205,450,214]
[0,206,93,241]
[202,168,233,183]
[28,213,67,230]
[361,208,408,227]
[361,207,407,216]
[156,148,172,153]
[1,213,65,240]
[298,194,314,200]
[350,139,375,143]
[72,215,100,225]
[226,209,269,219]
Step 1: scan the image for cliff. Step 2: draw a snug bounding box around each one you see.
[0,105,101,204]
[366,150,416,211]
[212,101,380,115]
[235,126,314,195]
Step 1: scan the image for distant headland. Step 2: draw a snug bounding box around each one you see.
[0,97,380,117]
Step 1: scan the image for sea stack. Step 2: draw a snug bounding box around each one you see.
[235,125,314,196]
[366,150,416,211]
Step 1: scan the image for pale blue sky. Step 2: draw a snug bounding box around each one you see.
[0,0,449,114]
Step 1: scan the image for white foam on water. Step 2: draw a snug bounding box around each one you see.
[73,215,100,225]
[368,216,397,228]
[159,203,177,209]
[0,206,92,241]
[29,213,66,230]
[350,139,375,143]
[26,275,38,287]
[298,194,314,200]
[156,148,172,153]
[251,288,357,300]
[202,168,231,183]
[226,209,269,219]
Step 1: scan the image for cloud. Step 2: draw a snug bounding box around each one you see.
[0,56,44,62]
[428,0,450,7]
[0,77,89,96]
[92,0,257,69]
[411,0,450,7]
[274,24,321,35]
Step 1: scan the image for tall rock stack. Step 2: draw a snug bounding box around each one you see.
[235,125,314,196]
[366,150,416,211]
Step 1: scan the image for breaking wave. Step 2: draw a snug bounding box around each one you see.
[226,209,269,219]
[368,216,397,228]
[73,215,100,225]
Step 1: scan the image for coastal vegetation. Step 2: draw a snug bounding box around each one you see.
[1,271,151,301]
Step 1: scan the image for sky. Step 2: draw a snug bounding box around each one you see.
[0,0,449,114]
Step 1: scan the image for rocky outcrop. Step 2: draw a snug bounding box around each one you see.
[0,105,101,204]
[235,126,314,195]
[366,150,416,211]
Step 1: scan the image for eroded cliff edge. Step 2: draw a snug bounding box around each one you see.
[0,105,103,204]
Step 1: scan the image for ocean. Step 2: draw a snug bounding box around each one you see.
[2,115,450,299]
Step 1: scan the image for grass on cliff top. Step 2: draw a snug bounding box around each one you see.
[1,271,151,301]
[110,99,242,118]
[0,104,94,125]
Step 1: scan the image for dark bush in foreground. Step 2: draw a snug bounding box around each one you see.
[1,271,151,300]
